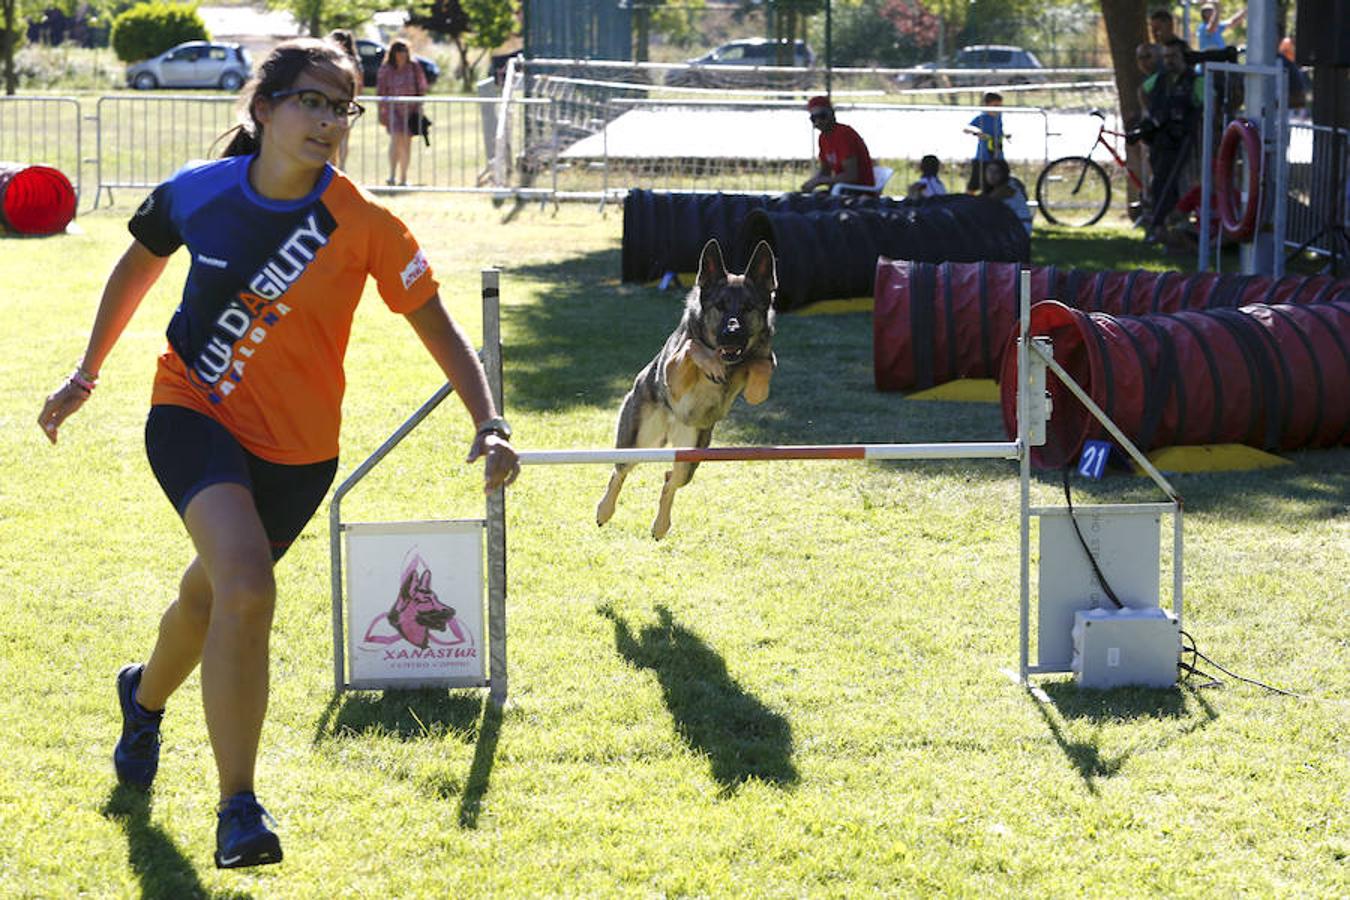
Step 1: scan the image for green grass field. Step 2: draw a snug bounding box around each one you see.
[0,199,1346,897]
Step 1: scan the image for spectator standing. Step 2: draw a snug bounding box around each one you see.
[800,96,876,193]
[963,91,1007,194]
[907,154,947,199]
[1148,9,1185,46]
[376,38,427,187]
[1197,2,1245,51]
[326,29,360,170]
[1142,38,1204,236]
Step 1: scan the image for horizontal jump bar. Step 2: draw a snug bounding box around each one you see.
[518,442,1021,465]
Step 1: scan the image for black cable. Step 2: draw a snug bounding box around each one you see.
[1180,629,1303,698]
[1061,465,1125,609]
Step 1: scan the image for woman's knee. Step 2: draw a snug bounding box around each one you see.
[211,566,277,622]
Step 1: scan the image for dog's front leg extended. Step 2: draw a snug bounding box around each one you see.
[681,339,727,384]
[743,354,776,405]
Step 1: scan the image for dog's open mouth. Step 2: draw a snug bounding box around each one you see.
[717,346,746,364]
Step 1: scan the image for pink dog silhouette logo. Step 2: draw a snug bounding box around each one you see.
[361,552,471,652]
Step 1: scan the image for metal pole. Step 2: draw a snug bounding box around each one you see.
[825,0,833,99]
[1017,269,1032,683]
[482,269,509,708]
[329,381,457,691]
[1200,67,1215,271]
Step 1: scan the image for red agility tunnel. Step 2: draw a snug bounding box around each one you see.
[0,163,77,236]
[873,258,1350,392]
[999,299,1350,469]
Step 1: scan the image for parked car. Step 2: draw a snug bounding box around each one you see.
[126,41,252,91]
[668,38,814,87]
[895,44,1045,89]
[686,38,815,69]
[355,39,441,89]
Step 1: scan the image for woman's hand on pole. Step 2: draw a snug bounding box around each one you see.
[467,432,520,493]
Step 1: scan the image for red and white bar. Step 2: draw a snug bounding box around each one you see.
[518,441,1021,466]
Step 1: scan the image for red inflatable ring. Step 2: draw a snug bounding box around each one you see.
[1215,118,1261,242]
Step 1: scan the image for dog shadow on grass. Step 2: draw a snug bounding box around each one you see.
[102,784,252,900]
[1030,681,1218,794]
[312,691,502,829]
[600,604,799,797]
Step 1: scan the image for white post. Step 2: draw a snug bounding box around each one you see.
[1241,0,1279,274]
[1017,268,1032,683]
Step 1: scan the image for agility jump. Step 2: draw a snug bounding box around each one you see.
[331,268,1185,703]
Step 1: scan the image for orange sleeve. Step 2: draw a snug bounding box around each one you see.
[368,204,439,314]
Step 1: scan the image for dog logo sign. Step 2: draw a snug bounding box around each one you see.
[361,556,469,651]
[345,522,485,685]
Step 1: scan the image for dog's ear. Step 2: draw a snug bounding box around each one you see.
[417,569,432,592]
[745,240,777,301]
[697,239,728,291]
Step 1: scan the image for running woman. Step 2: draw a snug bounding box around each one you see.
[36,38,520,870]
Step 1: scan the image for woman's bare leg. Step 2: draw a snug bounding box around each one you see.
[135,557,212,710]
[181,482,276,802]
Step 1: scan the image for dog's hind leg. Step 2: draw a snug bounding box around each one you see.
[651,426,712,540]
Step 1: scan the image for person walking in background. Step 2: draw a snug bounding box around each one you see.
[1197,2,1245,51]
[325,29,360,170]
[906,154,947,199]
[799,96,876,193]
[376,38,426,187]
[963,91,1007,194]
[36,37,519,871]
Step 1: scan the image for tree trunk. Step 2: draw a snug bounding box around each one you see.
[2,0,16,96]
[634,7,649,63]
[1099,0,1148,206]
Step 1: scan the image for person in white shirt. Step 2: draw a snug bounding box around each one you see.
[907,154,947,199]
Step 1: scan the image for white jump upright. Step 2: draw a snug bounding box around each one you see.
[331,267,1185,702]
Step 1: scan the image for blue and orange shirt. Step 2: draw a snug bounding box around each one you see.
[129,155,438,465]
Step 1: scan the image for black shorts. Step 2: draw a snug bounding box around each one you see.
[145,405,338,561]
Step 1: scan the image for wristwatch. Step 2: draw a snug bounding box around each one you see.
[475,416,512,441]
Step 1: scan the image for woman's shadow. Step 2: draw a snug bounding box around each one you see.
[600,604,798,796]
[102,784,252,900]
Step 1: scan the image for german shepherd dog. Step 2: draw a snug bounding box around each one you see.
[596,238,777,539]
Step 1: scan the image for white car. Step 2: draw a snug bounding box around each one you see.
[126,41,252,91]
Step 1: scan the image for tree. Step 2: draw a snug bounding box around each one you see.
[2,0,20,94]
[110,1,207,62]
[407,0,516,91]
[1098,0,1147,204]
[265,0,381,38]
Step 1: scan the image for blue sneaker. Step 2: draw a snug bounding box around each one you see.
[215,792,283,869]
[113,664,162,789]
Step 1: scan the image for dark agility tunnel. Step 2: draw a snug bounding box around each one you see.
[997,299,1350,468]
[621,190,1029,310]
[0,164,77,236]
[874,259,1350,392]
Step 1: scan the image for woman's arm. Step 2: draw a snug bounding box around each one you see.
[37,240,169,443]
[404,294,519,491]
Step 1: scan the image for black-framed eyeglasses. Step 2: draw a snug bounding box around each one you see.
[271,88,364,123]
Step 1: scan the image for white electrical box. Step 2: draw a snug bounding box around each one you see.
[1072,607,1180,689]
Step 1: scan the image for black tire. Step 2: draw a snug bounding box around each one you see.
[1036,156,1111,227]
[220,71,244,92]
[133,72,158,90]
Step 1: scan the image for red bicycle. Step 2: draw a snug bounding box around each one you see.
[1035,109,1145,227]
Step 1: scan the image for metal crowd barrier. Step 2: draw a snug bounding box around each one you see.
[0,96,83,204]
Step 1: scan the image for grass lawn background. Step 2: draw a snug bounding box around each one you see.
[0,198,1345,897]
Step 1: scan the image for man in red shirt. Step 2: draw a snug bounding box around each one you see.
[800,96,876,193]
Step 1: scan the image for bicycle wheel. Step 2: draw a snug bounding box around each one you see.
[1036,156,1111,227]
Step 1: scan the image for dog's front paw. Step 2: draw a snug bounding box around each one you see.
[684,339,726,383]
